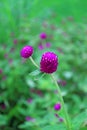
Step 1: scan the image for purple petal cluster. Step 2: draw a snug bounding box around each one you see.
[20,45,33,58]
[54,103,61,111]
[40,32,47,39]
[40,52,58,73]
[25,116,34,122]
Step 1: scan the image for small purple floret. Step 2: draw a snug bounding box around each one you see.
[27,98,33,103]
[38,43,44,50]
[25,116,34,122]
[54,103,61,111]
[20,45,33,58]
[45,42,51,48]
[59,117,64,122]
[40,32,47,39]
[40,52,58,74]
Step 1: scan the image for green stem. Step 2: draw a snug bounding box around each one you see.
[51,74,72,130]
[30,57,39,69]
[29,57,72,129]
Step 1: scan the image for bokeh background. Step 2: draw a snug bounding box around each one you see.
[0,0,87,130]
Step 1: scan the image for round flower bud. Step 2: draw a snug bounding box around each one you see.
[20,45,33,58]
[54,103,61,111]
[40,32,47,39]
[40,52,58,74]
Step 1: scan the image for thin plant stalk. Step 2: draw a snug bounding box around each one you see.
[30,57,39,68]
[51,74,72,130]
[30,57,72,130]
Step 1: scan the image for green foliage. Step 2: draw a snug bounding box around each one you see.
[73,110,87,130]
[0,0,87,129]
[42,124,66,130]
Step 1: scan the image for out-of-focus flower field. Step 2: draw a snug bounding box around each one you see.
[0,0,87,130]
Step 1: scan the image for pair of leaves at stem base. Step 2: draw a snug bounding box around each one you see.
[29,69,45,81]
[19,110,87,130]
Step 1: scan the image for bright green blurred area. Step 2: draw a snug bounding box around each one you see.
[1,0,87,41]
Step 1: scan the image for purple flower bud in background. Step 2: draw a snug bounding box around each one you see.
[0,103,6,110]
[13,39,18,44]
[4,54,8,58]
[0,69,3,74]
[10,47,15,53]
[27,98,33,103]
[8,59,13,64]
[57,80,67,86]
[20,45,34,58]
[40,52,58,74]
[45,42,51,48]
[59,117,64,122]
[40,32,47,39]
[54,103,61,111]
[55,113,59,118]
[25,116,34,122]
[38,43,44,50]
[36,90,43,96]
[2,75,7,80]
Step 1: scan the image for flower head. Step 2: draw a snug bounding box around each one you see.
[40,52,58,74]
[45,42,51,48]
[20,45,33,58]
[54,103,61,111]
[40,32,47,39]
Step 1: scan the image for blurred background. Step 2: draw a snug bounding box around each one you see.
[0,0,87,130]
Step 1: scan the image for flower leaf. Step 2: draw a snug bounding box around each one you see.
[73,110,87,130]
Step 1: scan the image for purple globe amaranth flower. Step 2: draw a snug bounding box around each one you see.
[25,116,35,122]
[54,103,61,111]
[45,42,51,48]
[40,32,47,39]
[40,52,58,74]
[59,117,64,122]
[38,43,44,50]
[20,45,33,58]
